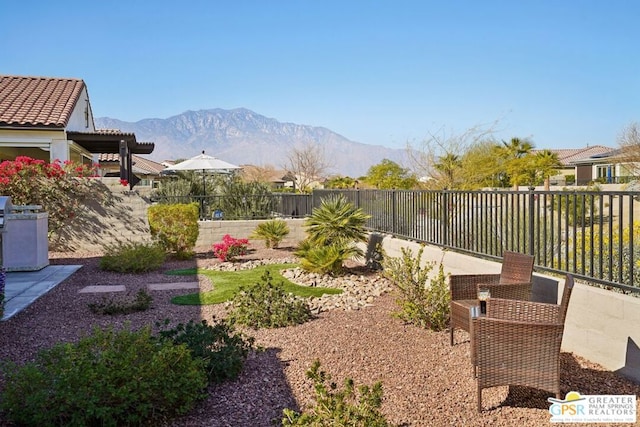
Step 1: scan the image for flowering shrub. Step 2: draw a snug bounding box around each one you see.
[212,234,249,262]
[0,156,99,236]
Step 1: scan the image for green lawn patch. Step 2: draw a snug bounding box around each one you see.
[168,264,342,305]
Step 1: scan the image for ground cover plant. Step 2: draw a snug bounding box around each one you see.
[88,289,153,315]
[157,318,254,383]
[228,271,313,329]
[168,263,341,305]
[0,325,208,427]
[282,359,393,426]
[99,240,166,273]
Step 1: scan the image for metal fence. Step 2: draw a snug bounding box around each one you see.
[314,189,640,294]
[153,193,313,220]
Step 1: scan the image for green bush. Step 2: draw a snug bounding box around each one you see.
[100,240,166,273]
[148,203,199,259]
[296,240,360,276]
[157,318,254,383]
[0,325,207,427]
[251,219,290,248]
[282,360,392,427]
[382,245,450,331]
[88,289,153,315]
[296,195,370,275]
[228,271,313,329]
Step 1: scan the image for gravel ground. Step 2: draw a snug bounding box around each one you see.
[0,246,639,427]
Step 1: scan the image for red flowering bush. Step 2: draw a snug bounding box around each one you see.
[0,156,99,236]
[212,234,250,262]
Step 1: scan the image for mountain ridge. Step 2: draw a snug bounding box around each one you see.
[95,108,407,177]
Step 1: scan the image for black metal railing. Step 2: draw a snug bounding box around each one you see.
[153,193,313,220]
[314,188,640,294]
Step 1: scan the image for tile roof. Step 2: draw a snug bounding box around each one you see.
[0,75,85,127]
[99,153,165,175]
[532,145,614,166]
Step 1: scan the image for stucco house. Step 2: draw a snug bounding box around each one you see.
[0,74,154,188]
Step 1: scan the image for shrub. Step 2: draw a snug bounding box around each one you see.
[296,195,370,275]
[212,234,250,262]
[100,240,166,273]
[148,203,199,259]
[0,325,207,427]
[296,240,360,276]
[251,219,290,248]
[157,317,254,383]
[0,156,102,237]
[228,271,313,329]
[282,360,392,427]
[88,289,153,315]
[382,245,450,331]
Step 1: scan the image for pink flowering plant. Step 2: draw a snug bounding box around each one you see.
[0,156,100,237]
[212,234,250,262]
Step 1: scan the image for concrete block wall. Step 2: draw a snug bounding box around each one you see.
[52,187,308,253]
[375,234,640,384]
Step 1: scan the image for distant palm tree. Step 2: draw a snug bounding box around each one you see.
[434,152,462,189]
[501,137,533,158]
[535,149,562,191]
[498,137,535,189]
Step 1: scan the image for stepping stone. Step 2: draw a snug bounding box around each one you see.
[79,285,126,293]
[148,282,200,291]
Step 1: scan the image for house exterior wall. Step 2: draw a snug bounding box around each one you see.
[0,85,95,164]
[65,86,94,132]
[0,128,66,162]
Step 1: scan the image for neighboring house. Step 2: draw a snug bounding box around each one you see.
[533,145,613,186]
[240,164,291,190]
[570,148,639,185]
[0,74,154,188]
[98,153,166,188]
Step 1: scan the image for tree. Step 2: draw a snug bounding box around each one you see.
[364,159,418,189]
[495,137,535,189]
[406,121,500,185]
[241,164,278,184]
[616,122,640,177]
[433,153,462,189]
[324,175,357,189]
[283,143,330,193]
[535,149,562,190]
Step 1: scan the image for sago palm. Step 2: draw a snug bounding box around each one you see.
[305,195,369,247]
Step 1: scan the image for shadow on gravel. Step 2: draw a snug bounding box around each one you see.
[174,347,299,426]
[490,352,640,411]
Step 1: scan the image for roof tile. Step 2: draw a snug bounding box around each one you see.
[0,75,85,127]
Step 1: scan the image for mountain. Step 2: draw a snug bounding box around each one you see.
[94,108,407,177]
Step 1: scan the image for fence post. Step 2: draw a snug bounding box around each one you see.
[442,190,449,247]
[392,190,397,235]
[528,187,535,257]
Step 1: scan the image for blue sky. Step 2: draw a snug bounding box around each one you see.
[2,1,639,151]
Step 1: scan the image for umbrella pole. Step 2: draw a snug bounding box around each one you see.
[202,169,206,219]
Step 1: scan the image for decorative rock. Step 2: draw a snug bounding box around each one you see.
[211,258,394,312]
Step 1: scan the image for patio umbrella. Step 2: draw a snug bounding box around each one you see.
[163,151,241,196]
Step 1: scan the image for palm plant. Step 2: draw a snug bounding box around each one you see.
[296,195,370,274]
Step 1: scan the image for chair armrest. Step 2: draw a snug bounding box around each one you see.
[480,281,532,301]
[486,298,560,323]
[450,274,500,300]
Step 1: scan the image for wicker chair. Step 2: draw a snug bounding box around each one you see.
[449,251,534,345]
[472,274,574,412]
